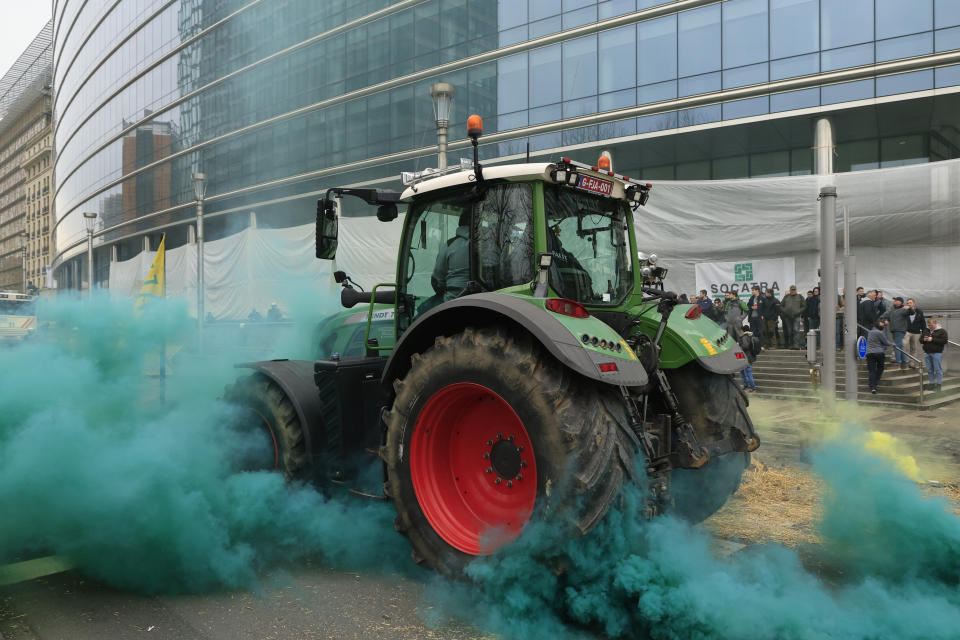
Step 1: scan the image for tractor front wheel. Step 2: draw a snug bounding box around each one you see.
[383,327,631,576]
[666,363,753,523]
[222,373,308,479]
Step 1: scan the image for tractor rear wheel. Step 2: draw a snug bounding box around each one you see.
[383,327,632,576]
[223,373,308,479]
[665,363,753,523]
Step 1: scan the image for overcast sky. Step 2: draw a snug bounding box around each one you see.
[0,3,53,82]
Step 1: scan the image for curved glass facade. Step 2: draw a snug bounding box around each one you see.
[52,0,960,286]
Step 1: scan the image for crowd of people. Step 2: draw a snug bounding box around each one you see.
[686,286,950,394]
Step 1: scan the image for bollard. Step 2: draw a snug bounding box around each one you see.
[806,329,819,364]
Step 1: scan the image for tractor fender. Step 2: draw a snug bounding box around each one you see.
[630,307,748,374]
[235,359,326,458]
[383,293,648,390]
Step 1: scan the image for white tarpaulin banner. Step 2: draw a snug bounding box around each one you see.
[694,258,796,300]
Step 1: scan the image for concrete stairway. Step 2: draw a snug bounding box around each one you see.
[749,347,960,409]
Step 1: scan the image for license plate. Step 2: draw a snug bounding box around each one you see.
[576,174,613,196]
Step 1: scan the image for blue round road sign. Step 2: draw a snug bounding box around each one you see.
[857,336,867,359]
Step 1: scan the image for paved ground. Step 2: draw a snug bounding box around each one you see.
[0,561,488,640]
[2,397,956,640]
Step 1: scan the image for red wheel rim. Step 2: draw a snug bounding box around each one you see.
[410,382,537,555]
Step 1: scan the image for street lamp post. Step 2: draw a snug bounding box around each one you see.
[20,231,27,293]
[193,172,207,333]
[429,82,455,170]
[83,212,97,297]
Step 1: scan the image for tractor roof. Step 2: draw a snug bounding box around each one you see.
[399,163,556,201]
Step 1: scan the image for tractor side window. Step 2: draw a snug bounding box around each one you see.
[401,197,471,323]
[476,184,534,290]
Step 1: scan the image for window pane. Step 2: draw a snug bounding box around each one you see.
[821,78,874,104]
[498,54,528,113]
[563,6,597,29]
[599,25,636,93]
[679,72,720,97]
[723,95,768,119]
[935,26,960,52]
[678,104,721,127]
[935,64,960,88]
[770,53,819,80]
[876,0,932,39]
[676,160,711,179]
[722,0,768,68]
[876,69,933,96]
[771,87,820,112]
[637,111,678,133]
[477,184,535,290]
[770,0,819,59]
[530,0,559,21]
[936,0,960,28]
[723,62,768,89]
[638,80,677,103]
[821,0,874,49]
[791,147,813,175]
[499,25,528,47]
[530,17,561,38]
[876,32,933,62]
[678,5,721,77]
[821,43,874,72]
[880,134,928,167]
[637,15,677,85]
[563,36,598,100]
[713,155,749,179]
[751,150,790,177]
[530,45,562,107]
[599,0,636,20]
[599,88,637,110]
[836,139,879,172]
[498,0,528,30]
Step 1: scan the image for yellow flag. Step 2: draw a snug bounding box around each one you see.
[134,235,165,315]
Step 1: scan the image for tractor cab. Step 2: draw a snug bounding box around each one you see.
[316,115,652,342]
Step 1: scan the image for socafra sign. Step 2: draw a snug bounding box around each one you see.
[695,257,796,299]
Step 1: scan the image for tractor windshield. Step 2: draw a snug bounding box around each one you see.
[544,185,634,306]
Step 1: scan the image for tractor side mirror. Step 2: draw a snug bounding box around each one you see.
[377,203,398,222]
[316,197,338,259]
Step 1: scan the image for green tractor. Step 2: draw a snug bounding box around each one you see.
[225,116,759,575]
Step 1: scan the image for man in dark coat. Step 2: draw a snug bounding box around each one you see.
[904,298,925,368]
[866,319,893,394]
[746,286,764,345]
[860,289,879,334]
[761,288,781,348]
[803,286,821,332]
[780,285,805,350]
[922,318,948,392]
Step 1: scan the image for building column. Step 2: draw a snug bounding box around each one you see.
[814,117,835,175]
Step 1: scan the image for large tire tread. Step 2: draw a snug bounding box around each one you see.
[383,327,632,575]
[224,373,308,478]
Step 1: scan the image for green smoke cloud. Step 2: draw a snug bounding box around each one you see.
[0,293,411,594]
[5,292,960,640]
[425,428,960,640]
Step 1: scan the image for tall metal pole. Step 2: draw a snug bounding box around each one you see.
[87,229,94,297]
[193,172,207,336]
[844,254,858,401]
[20,231,27,292]
[820,186,838,398]
[82,212,97,298]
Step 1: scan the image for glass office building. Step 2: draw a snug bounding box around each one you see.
[51,0,960,287]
